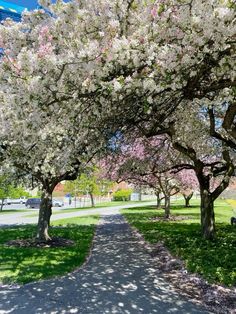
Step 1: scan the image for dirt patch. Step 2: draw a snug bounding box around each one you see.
[149,215,192,222]
[5,237,75,248]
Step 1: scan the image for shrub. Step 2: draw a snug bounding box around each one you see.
[113,189,132,201]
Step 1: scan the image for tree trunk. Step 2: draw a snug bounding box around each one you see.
[183,192,193,207]
[200,189,215,240]
[0,199,4,211]
[36,187,53,242]
[89,192,95,207]
[164,196,170,218]
[156,193,161,209]
[138,188,142,201]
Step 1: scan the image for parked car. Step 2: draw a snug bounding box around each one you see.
[52,199,64,207]
[4,196,27,205]
[25,198,41,209]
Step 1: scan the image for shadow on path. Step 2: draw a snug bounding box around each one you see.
[0,214,209,314]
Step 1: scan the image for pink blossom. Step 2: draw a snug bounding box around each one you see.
[38,43,53,58]
[151,7,157,18]
[39,26,53,42]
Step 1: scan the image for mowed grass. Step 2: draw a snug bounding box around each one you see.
[0,215,99,285]
[122,198,236,286]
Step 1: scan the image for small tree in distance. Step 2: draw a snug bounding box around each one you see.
[176,170,199,207]
[113,189,132,202]
[64,166,113,207]
[0,175,13,211]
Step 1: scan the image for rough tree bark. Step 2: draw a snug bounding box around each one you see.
[36,184,54,242]
[195,149,234,240]
[200,188,215,240]
[169,135,234,240]
[155,192,161,208]
[164,195,170,218]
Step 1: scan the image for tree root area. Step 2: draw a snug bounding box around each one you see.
[149,215,192,222]
[5,237,75,248]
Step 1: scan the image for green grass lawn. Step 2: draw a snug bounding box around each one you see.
[122,198,236,286]
[0,215,99,285]
[24,200,154,218]
[52,215,99,226]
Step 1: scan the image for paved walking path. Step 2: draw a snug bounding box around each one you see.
[0,213,209,314]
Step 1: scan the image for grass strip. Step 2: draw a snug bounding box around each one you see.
[0,215,99,285]
[122,199,236,286]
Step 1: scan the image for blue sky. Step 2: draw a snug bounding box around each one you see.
[5,1,69,10]
[4,1,41,9]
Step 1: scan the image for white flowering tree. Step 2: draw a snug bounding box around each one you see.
[0,0,234,242]
[0,1,119,242]
[95,0,235,120]
[94,0,235,239]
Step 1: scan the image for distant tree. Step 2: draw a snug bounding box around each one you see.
[176,170,199,207]
[0,175,13,211]
[113,188,132,201]
[102,136,182,217]
[8,186,31,199]
[64,166,114,207]
[77,172,100,207]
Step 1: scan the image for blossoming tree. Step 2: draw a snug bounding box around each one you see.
[143,104,234,239]
[102,136,183,218]
[94,0,235,240]
[176,169,199,207]
[0,0,234,242]
[0,1,117,241]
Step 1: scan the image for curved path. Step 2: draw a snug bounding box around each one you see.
[0,213,209,314]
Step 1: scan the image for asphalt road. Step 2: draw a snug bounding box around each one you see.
[0,202,157,226]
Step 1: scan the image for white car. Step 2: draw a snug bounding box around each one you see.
[4,197,27,205]
[52,199,64,207]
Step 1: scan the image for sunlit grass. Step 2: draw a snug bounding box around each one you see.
[122,198,236,286]
[52,215,99,226]
[0,215,99,285]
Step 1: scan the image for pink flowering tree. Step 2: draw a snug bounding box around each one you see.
[102,136,183,218]
[176,170,199,207]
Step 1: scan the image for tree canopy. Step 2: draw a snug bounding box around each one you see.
[0,0,235,240]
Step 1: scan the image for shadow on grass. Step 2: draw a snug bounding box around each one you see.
[0,214,208,314]
[171,204,200,210]
[123,205,201,219]
[124,209,236,286]
[0,221,97,285]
